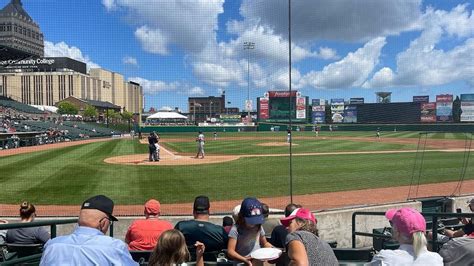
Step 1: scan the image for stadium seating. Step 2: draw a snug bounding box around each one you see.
[332,247,375,264]
[0,99,44,114]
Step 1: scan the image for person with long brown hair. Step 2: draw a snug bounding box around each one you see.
[6,201,50,244]
[148,229,205,266]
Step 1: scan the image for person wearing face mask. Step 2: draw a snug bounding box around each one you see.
[227,197,273,266]
[39,195,137,266]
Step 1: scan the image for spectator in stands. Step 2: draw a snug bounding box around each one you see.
[371,207,443,265]
[39,195,137,265]
[227,197,273,265]
[175,196,228,261]
[261,203,279,239]
[232,204,241,223]
[281,207,338,265]
[438,233,474,265]
[6,201,50,244]
[222,216,233,234]
[0,219,8,244]
[443,198,474,238]
[270,203,301,248]
[149,229,205,266]
[125,199,173,251]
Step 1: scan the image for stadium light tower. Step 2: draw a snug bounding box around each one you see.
[244,42,255,125]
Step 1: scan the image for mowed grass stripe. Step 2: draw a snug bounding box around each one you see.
[166,139,416,155]
[0,139,472,205]
[0,141,121,199]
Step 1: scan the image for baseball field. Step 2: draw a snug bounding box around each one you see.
[0,130,473,216]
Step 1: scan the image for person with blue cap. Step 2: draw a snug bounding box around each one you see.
[227,197,273,265]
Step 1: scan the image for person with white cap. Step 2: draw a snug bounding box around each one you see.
[125,199,173,251]
[40,195,137,265]
[370,207,443,265]
[281,208,338,266]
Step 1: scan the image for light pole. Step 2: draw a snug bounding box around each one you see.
[209,101,213,121]
[244,42,255,125]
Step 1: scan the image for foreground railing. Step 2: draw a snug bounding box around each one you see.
[352,211,474,252]
[0,218,114,265]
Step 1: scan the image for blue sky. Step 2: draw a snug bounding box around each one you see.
[6,0,474,111]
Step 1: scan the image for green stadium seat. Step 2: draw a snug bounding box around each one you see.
[332,247,375,262]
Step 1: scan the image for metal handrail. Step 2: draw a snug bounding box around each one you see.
[351,211,474,252]
[0,218,114,238]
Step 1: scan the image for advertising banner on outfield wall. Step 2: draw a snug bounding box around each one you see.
[331,98,344,123]
[421,102,437,123]
[436,94,453,122]
[413,96,429,103]
[296,97,306,119]
[311,100,325,123]
[343,105,357,123]
[312,98,325,106]
[259,98,269,120]
[350,98,364,105]
[461,96,474,122]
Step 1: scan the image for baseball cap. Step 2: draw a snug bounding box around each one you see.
[385,209,397,221]
[280,208,317,227]
[390,207,426,236]
[193,195,210,214]
[81,195,118,221]
[240,197,264,225]
[467,198,474,206]
[144,199,161,215]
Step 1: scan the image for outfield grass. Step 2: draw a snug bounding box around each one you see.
[164,138,417,155]
[0,137,472,205]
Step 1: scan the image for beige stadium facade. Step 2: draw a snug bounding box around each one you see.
[0,64,143,114]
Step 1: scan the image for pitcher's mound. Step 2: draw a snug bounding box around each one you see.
[104,154,240,165]
[257,142,299,147]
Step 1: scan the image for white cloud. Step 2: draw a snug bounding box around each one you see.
[102,0,116,11]
[44,41,100,70]
[122,56,138,66]
[106,0,224,54]
[364,4,474,88]
[159,106,173,111]
[134,26,169,55]
[303,37,386,89]
[189,86,205,96]
[240,0,422,42]
[128,77,205,96]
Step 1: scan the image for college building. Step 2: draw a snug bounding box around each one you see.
[0,58,143,114]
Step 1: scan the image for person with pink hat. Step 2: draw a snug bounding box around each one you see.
[125,199,173,251]
[371,207,443,265]
[281,208,338,266]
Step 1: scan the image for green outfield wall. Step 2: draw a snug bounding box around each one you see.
[140,123,474,133]
[259,122,474,132]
